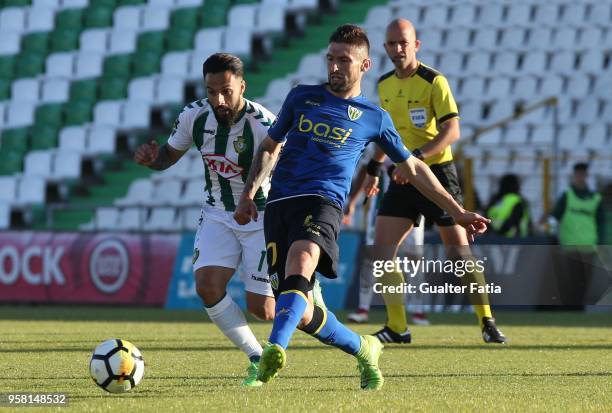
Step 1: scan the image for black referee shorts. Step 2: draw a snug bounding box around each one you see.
[263,195,342,296]
[378,161,464,227]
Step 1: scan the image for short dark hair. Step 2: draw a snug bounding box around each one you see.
[573,162,589,172]
[329,24,370,53]
[202,53,244,78]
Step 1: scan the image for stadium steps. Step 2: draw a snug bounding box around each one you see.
[51,0,382,230]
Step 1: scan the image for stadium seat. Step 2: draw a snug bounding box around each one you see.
[0,202,10,229]
[0,176,18,203]
[499,28,525,51]
[115,178,154,206]
[448,4,476,26]
[166,28,193,51]
[150,179,182,206]
[457,101,481,125]
[565,76,590,98]
[491,52,518,76]
[487,101,514,122]
[578,50,604,74]
[478,3,503,25]
[170,7,198,29]
[572,99,600,124]
[137,31,165,53]
[506,4,531,26]
[587,3,612,27]
[11,78,40,102]
[108,28,137,54]
[84,6,113,28]
[444,28,471,51]
[16,52,45,78]
[156,76,183,104]
[53,150,81,180]
[511,76,538,99]
[503,124,530,145]
[95,207,120,230]
[94,101,121,126]
[228,4,256,28]
[459,77,485,101]
[152,153,191,181]
[144,207,177,231]
[21,32,49,55]
[131,51,160,77]
[422,6,448,28]
[103,54,131,78]
[87,125,116,155]
[472,28,497,51]
[0,31,21,55]
[0,55,16,80]
[6,101,35,128]
[26,7,55,32]
[0,7,26,32]
[534,4,559,26]
[520,52,547,75]
[264,77,292,102]
[180,207,201,231]
[583,124,607,150]
[189,48,216,79]
[195,27,224,51]
[41,79,69,103]
[224,28,253,58]
[558,125,581,150]
[75,51,104,79]
[486,77,512,100]
[161,51,189,77]
[418,29,442,52]
[395,5,420,24]
[64,100,93,125]
[0,128,29,154]
[117,207,144,229]
[34,103,63,127]
[128,77,155,101]
[539,75,563,98]
[0,150,23,176]
[577,28,602,50]
[55,8,83,31]
[531,125,554,145]
[142,6,169,31]
[464,52,491,76]
[59,126,87,153]
[526,27,552,51]
[549,52,575,75]
[176,179,203,207]
[552,28,577,51]
[24,150,53,176]
[363,6,392,29]
[114,6,141,29]
[256,7,284,34]
[30,127,58,152]
[477,128,502,146]
[80,29,109,53]
[98,77,128,100]
[121,100,150,129]
[46,52,74,78]
[437,51,463,77]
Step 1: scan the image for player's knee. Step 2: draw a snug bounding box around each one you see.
[195,276,225,306]
[247,300,275,321]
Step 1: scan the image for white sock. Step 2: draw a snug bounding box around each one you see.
[205,294,262,360]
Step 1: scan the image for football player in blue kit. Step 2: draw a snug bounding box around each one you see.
[234,24,490,390]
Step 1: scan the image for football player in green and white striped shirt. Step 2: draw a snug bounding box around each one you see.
[135,53,276,387]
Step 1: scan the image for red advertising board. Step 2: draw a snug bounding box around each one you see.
[0,232,180,305]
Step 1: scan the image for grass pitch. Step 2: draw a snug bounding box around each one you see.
[0,307,610,412]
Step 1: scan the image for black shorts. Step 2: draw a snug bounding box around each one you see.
[378,161,464,227]
[264,195,342,295]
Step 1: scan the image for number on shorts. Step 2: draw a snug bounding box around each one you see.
[266,242,277,268]
[257,250,266,272]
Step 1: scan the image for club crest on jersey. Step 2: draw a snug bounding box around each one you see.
[347,105,363,121]
[203,154,244,179]
[270,273,279,290]
[233,136,246,153]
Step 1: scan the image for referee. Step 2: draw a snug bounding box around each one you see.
[365,18,506,344]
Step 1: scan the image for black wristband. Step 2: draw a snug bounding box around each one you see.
[366,160,383,176]
[412,148,425,160]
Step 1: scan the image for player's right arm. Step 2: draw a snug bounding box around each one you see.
[134,106,192,170]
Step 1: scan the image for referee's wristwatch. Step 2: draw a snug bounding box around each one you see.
[412,148,425,161]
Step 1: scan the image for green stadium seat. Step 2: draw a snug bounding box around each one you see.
[0,78,9,100]
[131,52,160,77]
[233,0,258,4]
[84,7,113,29]
[0,150,23,175]
[98,77,127,101]
[55,8,83,31]
[15,53,45,78]
[95,0,117,8]
[118,0,145,5]
[200,5,228,28]
[34,104,64,128]
[137,32,165,54]
[29,126,58,150]
[0,56,16,80]
[166,28,193,51]
[21,32,49,55]
[103,54,131,78]
[0,128,29,154]
[63,100,93,126]
[50,29,80,52]
[3,0,30,6]
[170,8,198,30]
[69,79,98,103]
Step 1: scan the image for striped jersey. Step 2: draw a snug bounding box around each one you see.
[168,98,276,211]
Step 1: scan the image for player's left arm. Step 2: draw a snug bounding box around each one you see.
[394,157,489,241]
[415,76,460,160]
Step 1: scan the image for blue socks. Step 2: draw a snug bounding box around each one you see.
[269,289,308,349]
[306,305,361,355]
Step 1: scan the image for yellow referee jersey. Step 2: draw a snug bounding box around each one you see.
[378,62,459,166]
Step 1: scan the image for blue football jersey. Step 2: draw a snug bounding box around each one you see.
[267,84,411,207]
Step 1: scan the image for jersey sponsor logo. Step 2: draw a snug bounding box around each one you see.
[297,114,352,145]
[250,274,270,284]
[347,105,363,121]
[233,136,246,153]
[409,108,427,128]
[303,215,321,236]
[202,154,244,179]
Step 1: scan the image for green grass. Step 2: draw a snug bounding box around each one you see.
[0,308,611,412]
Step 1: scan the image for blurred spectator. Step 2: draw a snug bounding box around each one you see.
[486,174,531,237]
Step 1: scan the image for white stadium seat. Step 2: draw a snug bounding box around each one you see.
[177,180,204,207]
[94,101,122,126]
[53,150,81,180]
[142,6,170,31]
[121,100,151,129]
[181,207,201,231]
[46,53,75,78]
[587,3,612,27]
[6,101,35,128]
[444,28,471,51]
[472,28,497,51]
[460,77,485,101]
[499,28,526,51]
[189,48,217,79]
[531,125,554,145]
[422,6,448,28]
[565,76,590,98]
[11,78,40,102]
[491,52,518,76]
[195,28,224,51]
[485,77,511,100]
[156,76,184,104]
[526,28,552,51]
[519,52,547,76]
[448,4,476,26]
[59,126,88,153]
[80,29,109,53]
[577,28,602,50]
[549,52,575,75]
[551,28,577,51]
[109,29,137,54]
[151,179,183,206]
[41,79,69,103]
[96,207,120,230]
[364,6,392,29]
[257,6,284,34]
[583,124,607,150]
[161,52,190,77]
[74,52,103,79]
[128,77,155,102]
[578,50,604,74]
[117,207,144,230]
[539,75,563,98]
[534,4,559,26]
[228,4,257,28]
[0,202,10,229]
[479,4,503,25]
[87,126,116,155]
[24,150,53,177]
[145,207,178,231]
[0,31,20,55]
[464,52,491,76]
[511,76,538,99]
[224,28,253,57]
[26,7,55,32]
[0,177,18,203]
[418,29,442,51]
[17,176,46,205]
[62,0,89,7]
[114,6,142,29]
[0,8,26,32]
[116,179,154,206]
[506,4,531,26]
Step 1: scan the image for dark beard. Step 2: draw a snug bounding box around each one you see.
[328,76,353,93]
[214,106,237,127]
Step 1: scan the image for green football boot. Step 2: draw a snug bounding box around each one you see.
[312,278,327,310]
[242,361,263,387]
[356,335,384,390]
[257,343,286,383]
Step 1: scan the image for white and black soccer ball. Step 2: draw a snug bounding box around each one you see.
[89,339,145,393]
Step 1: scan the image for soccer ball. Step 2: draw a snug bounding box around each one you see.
[89,339,145,393]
